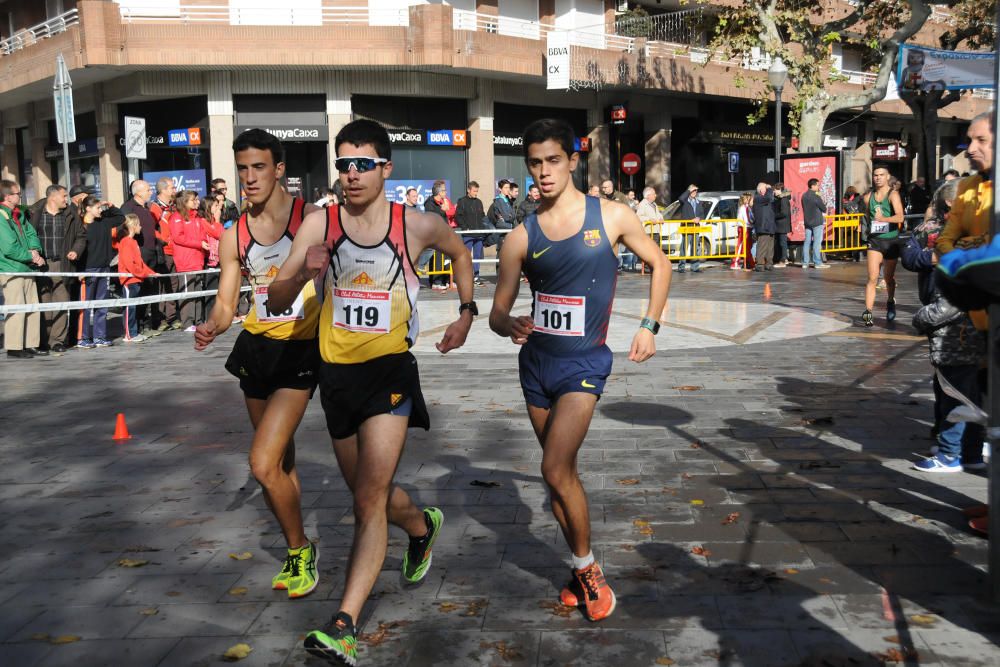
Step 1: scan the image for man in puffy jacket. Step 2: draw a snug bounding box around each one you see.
[0,179,46,358]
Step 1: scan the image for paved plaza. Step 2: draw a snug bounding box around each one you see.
[1,261,997,666]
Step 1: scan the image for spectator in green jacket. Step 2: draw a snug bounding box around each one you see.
[0,179,47,358]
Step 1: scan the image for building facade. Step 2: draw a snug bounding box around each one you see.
[0,0,990,206]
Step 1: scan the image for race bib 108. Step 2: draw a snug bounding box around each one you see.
[333,288,391,333]
[254,286,305,322]
[533,292,585,336]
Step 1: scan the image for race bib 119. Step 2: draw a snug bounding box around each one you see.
[333,288,391,333]
[254,286,305,322]
[533,292,585,336]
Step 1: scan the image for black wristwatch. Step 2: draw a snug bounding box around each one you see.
[459,301,479,317]
[639,317,660,335]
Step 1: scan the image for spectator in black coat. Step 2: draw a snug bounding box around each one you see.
[773,183,792,266]
[455,180,486,285]
[752,183,775,271]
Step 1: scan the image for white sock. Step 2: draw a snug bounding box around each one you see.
[572,551,595,571]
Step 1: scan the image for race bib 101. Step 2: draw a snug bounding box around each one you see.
[254,286,305,322]
[333,288,391,333]
[533,292,585,336]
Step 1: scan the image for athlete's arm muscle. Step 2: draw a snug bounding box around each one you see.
[194,226,240,350]
[886,191,905,224]
[267,209,328,314]
[488,224,534,344]
[606,201,670,362]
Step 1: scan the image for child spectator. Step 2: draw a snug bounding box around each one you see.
[901,180,987,472]
[79,196,123,348]
[116,214,157,343]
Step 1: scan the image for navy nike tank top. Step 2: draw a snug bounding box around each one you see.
[523,195,619,355]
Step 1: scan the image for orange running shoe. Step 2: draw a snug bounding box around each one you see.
[559,569,583,607]
[573,561,616,621]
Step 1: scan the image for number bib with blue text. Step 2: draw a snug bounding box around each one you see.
[333,288,392,334]
[533,292,585,336]
[254,286,305,322]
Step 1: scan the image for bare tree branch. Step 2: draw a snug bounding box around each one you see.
[824,0,876,35]
[825,0,933,114]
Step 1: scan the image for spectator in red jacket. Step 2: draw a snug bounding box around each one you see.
[117,214,157,343]
[167,190,208,331]
[199,193,225,319]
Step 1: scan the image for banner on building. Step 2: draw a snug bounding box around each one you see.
[143,169,207,197]
[780,152,840,243]
[546,31,570,90]
[896,44,996,92]
[384,180,450,207]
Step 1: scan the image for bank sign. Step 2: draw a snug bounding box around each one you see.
[386,129,470,148]
[167,128,203,147]
[143,169,208,197]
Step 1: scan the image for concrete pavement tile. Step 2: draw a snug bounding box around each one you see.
[23,638,179,667]
[913,628,1000,667]
[792,628,938,666]
[366,595,489,632]
[397,630,541,666]
[830,594,974,633]
[805,542,927,566]
[440,567,559,599]
[0,642,51,667]
[111,573,242,606]
[749,521,849,542]
[0,605,44,642]
[537,629,665,667]
[11,605,149,641]
[244,600,342,635]
[766,565,882,596]
[716,593,847,630]
[127,602,265,638]
[660,626,800,667]
[0,575,135,608]
[157,634,298,667]
[704,541,815,569]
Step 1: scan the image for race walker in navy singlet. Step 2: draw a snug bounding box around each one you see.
[490,118,672,625]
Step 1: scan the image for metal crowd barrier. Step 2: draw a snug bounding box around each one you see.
[821,213,867,254]
[642,219,745,262]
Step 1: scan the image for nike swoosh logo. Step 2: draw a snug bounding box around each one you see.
[581,380,596,389]
[532,246,552,259]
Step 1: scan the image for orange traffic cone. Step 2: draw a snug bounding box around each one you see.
[113,412,132,441]
[763,283,772,300]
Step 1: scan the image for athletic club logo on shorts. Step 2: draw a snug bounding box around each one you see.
[583,229,601,247]
[390,393,404,407]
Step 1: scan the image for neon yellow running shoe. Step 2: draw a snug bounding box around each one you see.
[401,507,443,583]
[305,613,357,666]
[272,543,319,598]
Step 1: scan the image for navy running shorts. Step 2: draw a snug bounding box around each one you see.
[518,343,613,409]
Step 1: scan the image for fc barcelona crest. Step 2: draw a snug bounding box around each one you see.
[583,229,601,247]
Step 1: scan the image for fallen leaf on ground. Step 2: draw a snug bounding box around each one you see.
[123,545,161,553]
[50,635,82,645]
[470,480,501,488]
[360,621,409,647]
[539,600,576,618]
[909,614,937,626]
[167,517,213,528]
[139,608,159,616]
[30,633,49,641]
[690,499,704,505]
[481,640,525,662]
[818,577,835,585]
[228,551,253,561]
[117,558,149,568]
[616,478,640,486]
[784,568,799,575]
[722,512,740,525]
[673,386,702,391]
[656,659,676,666]
[438,602,459,612]
[222,643,253,661]
[872,647,918,662]
[228,587,248,596]
[690,546,712,557]
[801,416,835,426]
[463,599,488,617]
[166,591,182,597]
[690,442,702,449]
[882,635,901,644]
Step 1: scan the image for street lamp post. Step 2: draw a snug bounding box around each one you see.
[768,57,788,182]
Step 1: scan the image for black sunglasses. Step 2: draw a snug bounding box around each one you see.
[335,156,388,174]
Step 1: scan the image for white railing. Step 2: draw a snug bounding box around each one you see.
[0,9,79,56]
[118,4,408,27]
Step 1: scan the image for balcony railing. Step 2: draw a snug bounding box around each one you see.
[117,3,408,27]
[0,9,79,56]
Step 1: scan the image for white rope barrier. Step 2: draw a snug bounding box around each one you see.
[0,268,222,279]
[0,286,250,316]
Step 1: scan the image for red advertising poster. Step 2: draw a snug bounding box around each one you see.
[781,152,840,242]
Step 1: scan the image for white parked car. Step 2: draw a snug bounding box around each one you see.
[654,190,744,258]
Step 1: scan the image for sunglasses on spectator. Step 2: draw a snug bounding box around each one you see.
[335,157,388,174]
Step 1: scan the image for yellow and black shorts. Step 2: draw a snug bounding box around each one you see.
[318,351,430,440]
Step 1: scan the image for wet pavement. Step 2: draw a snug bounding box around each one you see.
[1,259,996,666]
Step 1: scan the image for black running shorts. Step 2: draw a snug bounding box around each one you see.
[867,235,902,260]
[224,330,320,400]
[318,351,430,440]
